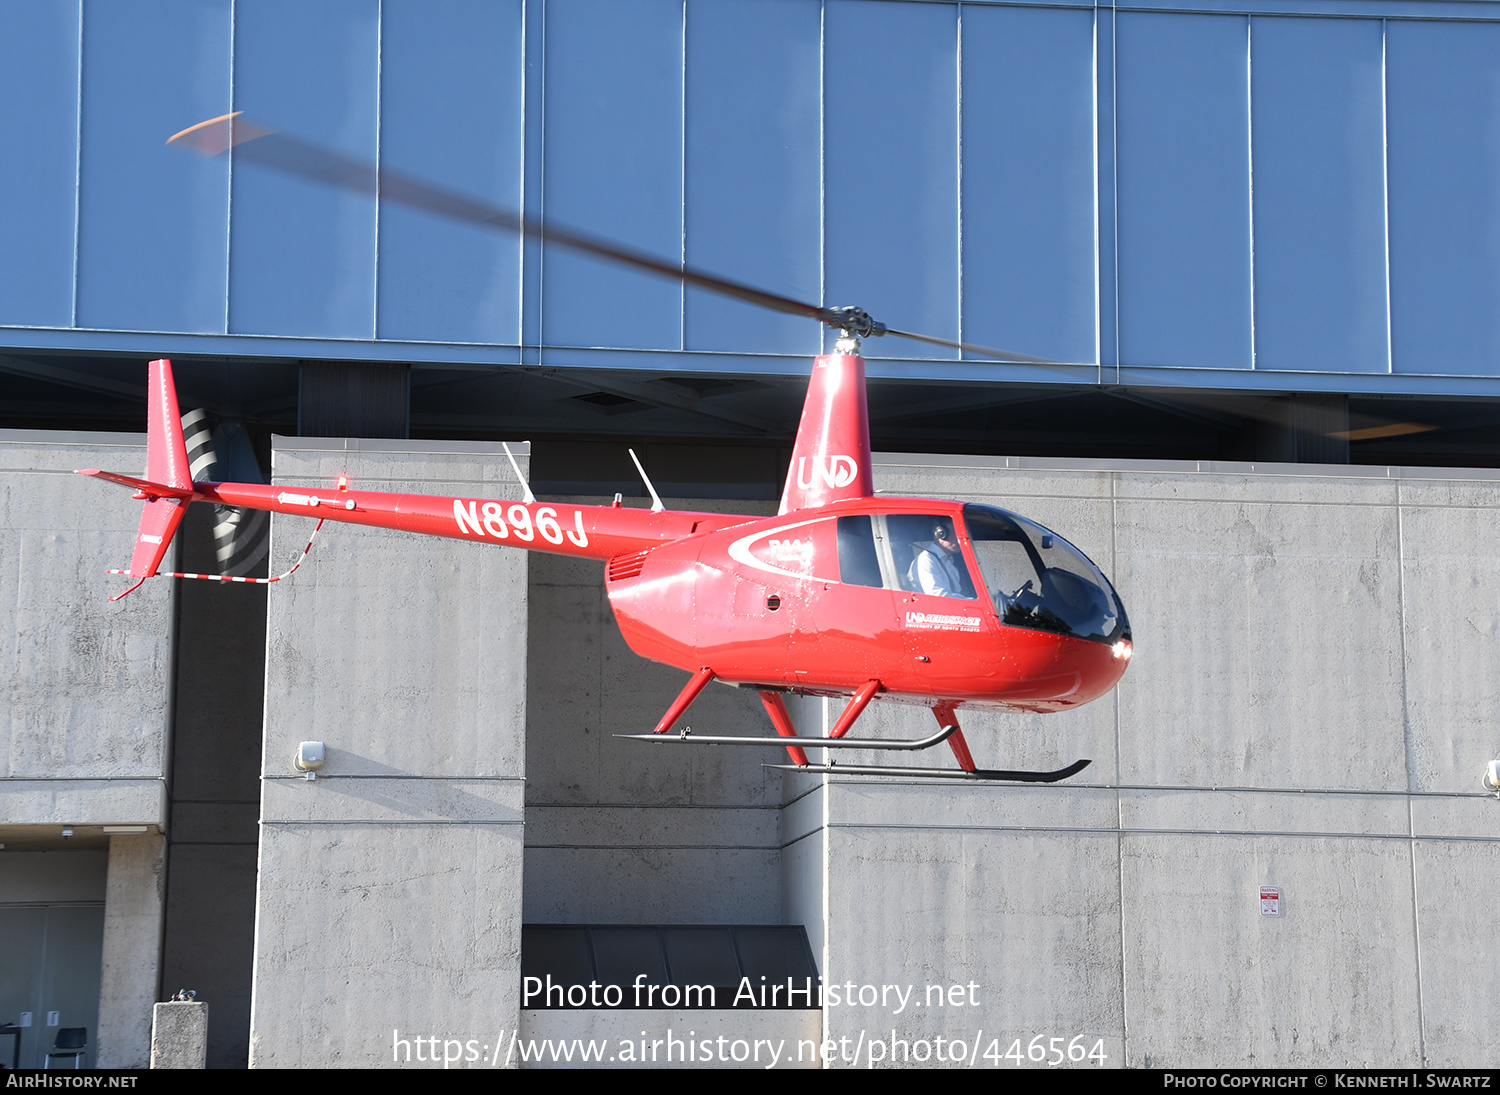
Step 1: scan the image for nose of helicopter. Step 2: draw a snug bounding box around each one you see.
[986,624,1132,711]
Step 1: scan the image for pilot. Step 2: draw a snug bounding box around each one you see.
[913,520,972,598]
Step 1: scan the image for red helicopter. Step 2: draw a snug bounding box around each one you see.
[80,114,1133,783]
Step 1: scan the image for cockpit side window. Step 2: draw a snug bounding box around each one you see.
[836,513,978,601]
[836,515,883,588]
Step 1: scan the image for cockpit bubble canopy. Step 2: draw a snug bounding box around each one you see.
[962,504,1129,646]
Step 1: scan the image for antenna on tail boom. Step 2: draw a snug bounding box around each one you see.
[502,442,536,504]
[628,449,665,513]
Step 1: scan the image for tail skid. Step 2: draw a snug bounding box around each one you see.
[106,519,326,597]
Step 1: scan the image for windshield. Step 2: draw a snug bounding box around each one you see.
[962,504,1129,644]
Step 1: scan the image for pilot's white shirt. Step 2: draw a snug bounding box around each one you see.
[915,543,966,598]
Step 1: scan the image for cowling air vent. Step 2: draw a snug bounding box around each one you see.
[607,550,650,582]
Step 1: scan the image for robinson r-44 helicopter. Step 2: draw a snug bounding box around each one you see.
[82,113,1133,783]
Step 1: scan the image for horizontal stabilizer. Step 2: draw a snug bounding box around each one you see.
[76,468,196,499]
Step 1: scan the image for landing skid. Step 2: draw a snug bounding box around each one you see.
[763,758,1093,783]
[637,671,1092,784]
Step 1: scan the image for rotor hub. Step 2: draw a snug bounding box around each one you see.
[824,306,887,341]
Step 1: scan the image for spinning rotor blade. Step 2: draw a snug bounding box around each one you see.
[1122,388,1438,442]
[168,113,1054,366]
[882,326,1057,366]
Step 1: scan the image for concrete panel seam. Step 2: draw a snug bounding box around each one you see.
[525,843,779,851]
[1114,496,1403,509]
[780,785,825,811]
[0,777,167,783]
[526,800,783,809]
[835,823,1500,842]
[1408,802,1429,1065]
[260,775,527,782]
[0,429,153,446]
[780,827,825,852]
[1396,491,1416,799]
[873,453,1500,481]
[271,436,531,455]
[259,819,525,826]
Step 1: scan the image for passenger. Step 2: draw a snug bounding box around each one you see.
[912,520,972,598]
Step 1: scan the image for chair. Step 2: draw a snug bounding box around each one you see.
[44,1027,87,1069]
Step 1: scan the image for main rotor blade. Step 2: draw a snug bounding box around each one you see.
[882,326,1062,366]
[167,112,1055,366]
[170,113,829,321]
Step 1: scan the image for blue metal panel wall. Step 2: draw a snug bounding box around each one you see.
[376,0,525,347]
[961,4,1096,367]
[1387,19,1500,377]
[825,0,959,358]
[229,0,380,339]
[2,0,1500,396]
[0,1,78,329]
[76,0,231,335]
[542,0,684,351]
[683,0,822,356]
[1250,16,1388,375]
[1116,12,1253,372]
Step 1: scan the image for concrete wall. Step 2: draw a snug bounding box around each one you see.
[11,431,1500,1068]
[0,431,172,1069]
[783,454,1500,1070]
[96,833,165,1068]
[0,430,171,827]
[523,498,783,926]
[249,438,531,1068]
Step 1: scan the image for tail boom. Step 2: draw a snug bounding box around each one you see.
[202,482,749,562]
[83,357,753,589]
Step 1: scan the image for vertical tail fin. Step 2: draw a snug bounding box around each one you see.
[128,359,194,578]
[778,352,874,514]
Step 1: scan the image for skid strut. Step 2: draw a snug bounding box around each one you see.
[829,679,881,738]
[758,691,808,767]
[651,667,716,736]
[933,701,976,772]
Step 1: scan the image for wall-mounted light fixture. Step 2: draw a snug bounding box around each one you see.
[295,741,325,781]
